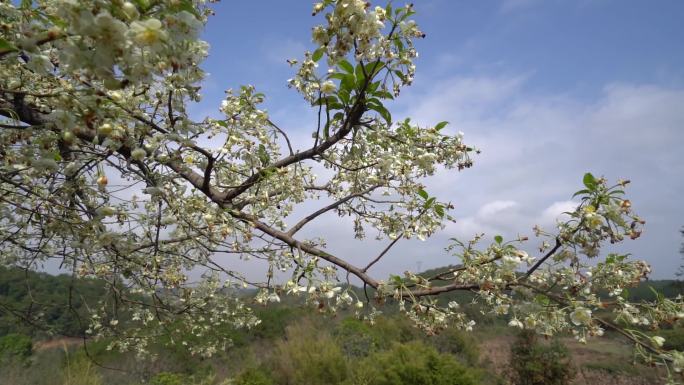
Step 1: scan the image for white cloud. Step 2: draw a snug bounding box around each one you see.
[394,75,684,277]
[479,200,519,218]
[537,200,577,228]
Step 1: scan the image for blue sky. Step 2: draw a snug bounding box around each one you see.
[193,1,684,279]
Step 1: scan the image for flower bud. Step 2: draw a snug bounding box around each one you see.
[97,175,108,187]
[131,147,146,161]
[122,2,139,19]
[98,123,113,136]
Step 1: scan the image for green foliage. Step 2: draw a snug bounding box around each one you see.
[233,367,274,385]
[333,317,381,357]
[271,320,349,385]
[0,333,32,362]
[509,330,575,385]
[250,306,302,341]
[0,266,108,337]
[150,372,188,385]
[351,341,480,385]
[428,327,480,366]
[61,351,103,385]
[653,327,684,351]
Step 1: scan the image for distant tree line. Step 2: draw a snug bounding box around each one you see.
[0,266,107,337]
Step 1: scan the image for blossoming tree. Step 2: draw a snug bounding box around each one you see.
[1,0,682,379]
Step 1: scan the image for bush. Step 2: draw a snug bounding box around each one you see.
[428,327,480,366]
[61,351,103,385]
[333,317,381,358]
[654,328,684,351]
[271,320,349,385]
[352,341,480,385]
[0,333,32,362]
[150,372,188,385]
[508,330,575,385]
[233,367,274,385]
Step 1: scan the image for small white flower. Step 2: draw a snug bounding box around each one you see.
[672,351,684,372]
[130,18,166,45]
[509,318,524,329]
[313,2,325,14]
[98,123,113,136]
[97,206,117,217]
[131,147,147,161]
[122,2,139,19]
[570,307,592,326]
[267,293,280,303]
[652,336,665,347]
[320,80,336,95]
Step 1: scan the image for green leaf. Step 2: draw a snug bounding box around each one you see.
[434,204,445,218]
[338,60,354,74]
[393,38,405,52]
[435,121,449,131]
[340,74,356,93]
[571,189,590,198]
[355,63,366,85]
[169,0,201,17]
[257,144,270,166]
[367,81,380,93]
[338,89,350,105]
[0,37,18,53]
[131,0,152,12]
[374,90,394,100]
[312,47,325,62]
[367,103,391,125]
[365,62,384,77]
[417,189,429,200]
[394,70,406,82]
[494,235,503,245]
[424,197,436,209]
[583,172,597,190]
[534,294,550,306]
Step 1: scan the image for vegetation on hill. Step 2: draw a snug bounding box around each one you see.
[0,266,107,338]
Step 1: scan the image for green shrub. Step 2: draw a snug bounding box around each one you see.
[251,307,301,340]
[654,328,684,351]
[352,341,479,385]
[509,330,575,385]
[61,351,103,385]
[0,333,32,362]
[233,367,274,385]
[333,317,380,358]
[428,327,480,366]
[271,320,349,385]
[150,372,187,385]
